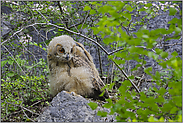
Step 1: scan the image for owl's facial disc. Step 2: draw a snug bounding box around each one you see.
[55,44,73,62]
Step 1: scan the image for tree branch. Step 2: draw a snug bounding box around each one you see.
[1,22,141,93]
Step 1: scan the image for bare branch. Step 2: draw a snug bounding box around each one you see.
[57,1,63,15]
[111,59,140,93]
[1,23,46,45]
[164,42,182,47]
[108,48,124,55]
[135,46,156,53]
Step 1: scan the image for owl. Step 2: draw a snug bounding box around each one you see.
[47,35,109,100]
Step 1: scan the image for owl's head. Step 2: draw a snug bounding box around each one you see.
[47,35,76,62]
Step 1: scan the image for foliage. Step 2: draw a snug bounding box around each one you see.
[1,1,182,122]
[86,1,182,122]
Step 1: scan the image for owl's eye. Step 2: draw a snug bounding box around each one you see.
[59,48,65,53]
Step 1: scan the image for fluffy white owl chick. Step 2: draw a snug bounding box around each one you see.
[47,35,109,100]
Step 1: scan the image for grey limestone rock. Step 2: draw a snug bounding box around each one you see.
[37,91,116,122]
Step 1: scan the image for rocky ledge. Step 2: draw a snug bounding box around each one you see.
[37,91,116,122]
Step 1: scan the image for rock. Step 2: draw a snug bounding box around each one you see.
[37,91,116,122]
[1,20,12,39]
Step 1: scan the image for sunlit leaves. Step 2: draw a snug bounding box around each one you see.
[169,7,177,15]
[87,102,98,110]
[160,52,169,59]
[121,12,131,20]
[126,4,133,12]
[87,1,181,122]
[1,60,8,67]
[83,5,91,11]
[7,71,15,77]
[98,5,113,14]
[97,111,108,117]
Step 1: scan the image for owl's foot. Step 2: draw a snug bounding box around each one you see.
[62,91,82,97]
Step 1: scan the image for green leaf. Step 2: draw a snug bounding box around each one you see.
[83,6,91,11]
[97,111,108,117]
[8,60,14,65]
[142,35,149,39]
[169,7,177,16]
[171,51,178,57]
[34,42,38,46]
[126,5,133,12]
[171,59,178,68]
[175,27,181,34]
[122,12,131,20]
[158,87,166,96]
[161,103,172,112]
[90,10,96,14]
[160,52,169,59]
[103,100,112,108]
[43,48,46,51]
[158,117,165,122]
[98,5,113,14]
[108,82,115,90]
[1,60,7,67]
[7,71,15,77]
[144,67,152,75]
[58,29,63,31]
[148,115,158,122]
[87,102,98,110]
[170,106,179,114]
[145,3,152,8]
[155,48,163,55]
[39,44,42,48]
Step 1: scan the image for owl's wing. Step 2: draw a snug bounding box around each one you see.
[72,42,93,68]
[72,42,109,100]
[75,42,94,62]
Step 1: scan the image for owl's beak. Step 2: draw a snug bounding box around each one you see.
[66,54,69,60]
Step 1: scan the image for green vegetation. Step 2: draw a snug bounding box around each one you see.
[1,1,182,122]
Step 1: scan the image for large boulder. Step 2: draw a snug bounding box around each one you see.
[37,91,116,122]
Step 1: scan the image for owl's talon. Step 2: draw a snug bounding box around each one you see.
[62,91,77,96]
[70,92,75,96]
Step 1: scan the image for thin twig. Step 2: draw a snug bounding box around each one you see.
[15,34,38,63]
[1,23,46,45]
[2,45,26,75]
[111,59,140,93]
[96,36,103,76]
[135,46,156,53]
[164,42,182,47]
[108,48,124,55]
[69,11,89,29]
[57,1,63,14]
[22,108,35,122]
[2,101,40,116]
